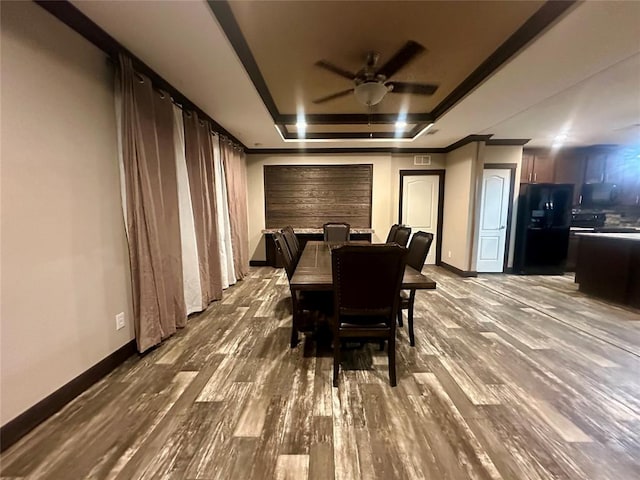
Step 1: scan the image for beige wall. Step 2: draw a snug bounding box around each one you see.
[440,143,523,272]
[247,145,523,270]
[246,153,445,261]
[1,2,134,425]
[441,142,479,271]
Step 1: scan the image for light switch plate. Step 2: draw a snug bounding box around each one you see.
[116,312,125,330]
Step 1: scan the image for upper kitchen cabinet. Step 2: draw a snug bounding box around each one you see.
[520,152,533,183]
[583,147,626,185]
[554,150,585,205]
[604,152,625,185]
[584,151,607,183]
[582,147,640,206]
[521,149,555,183]
[520,146,639,207]
[619,151,640,206]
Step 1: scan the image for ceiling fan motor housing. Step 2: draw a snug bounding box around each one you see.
[354,81,389,106]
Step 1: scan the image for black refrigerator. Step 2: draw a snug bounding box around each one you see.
[513,183,574,275]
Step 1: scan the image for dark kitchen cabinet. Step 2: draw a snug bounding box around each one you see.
[584,152,607,184]
[521,150,555,183]
[522,146,639,208]
[566,233,580,272]
[532,153,554,183]
[582,148,640,206]
[554,151,585,206]
[620,154,640,206]
[520,152,534,183]
[604,152,625,185]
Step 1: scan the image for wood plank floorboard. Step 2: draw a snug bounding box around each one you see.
[2,267,639,479]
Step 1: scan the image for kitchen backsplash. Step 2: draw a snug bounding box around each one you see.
[604,208,640,227]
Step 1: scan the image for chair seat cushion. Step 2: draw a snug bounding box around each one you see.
[338,315,390,329]
[340,322,388,329]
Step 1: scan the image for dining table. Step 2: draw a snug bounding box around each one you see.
[290,241,437,292]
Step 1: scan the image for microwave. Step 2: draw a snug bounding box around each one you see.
[580,182,619,207]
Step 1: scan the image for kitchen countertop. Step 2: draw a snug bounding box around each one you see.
[571,226,640,232]
[574,232,640,242]
[570,227,596,232]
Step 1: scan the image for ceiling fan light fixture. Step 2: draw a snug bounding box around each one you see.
[354,82,388,106]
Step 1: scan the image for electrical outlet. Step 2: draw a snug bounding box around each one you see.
[448,250,452,258]
[115,312,125,330]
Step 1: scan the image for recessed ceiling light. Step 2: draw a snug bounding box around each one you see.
[296,120,307,130]
[395,121,407,129]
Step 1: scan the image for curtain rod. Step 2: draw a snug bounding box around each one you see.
[107,56,245,152]
[104,54,246,152]
[151,75,245,151]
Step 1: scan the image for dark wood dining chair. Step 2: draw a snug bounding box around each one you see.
[397,231,434,346]
[323,222,350,242]
[393,225,412,247]
[282,226,300,266]
[331,244,407,387]
[385,224,400,243]
[273,232,330,347]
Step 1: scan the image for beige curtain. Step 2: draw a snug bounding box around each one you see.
[212,133,237,288]
[221,139,250,279]
[117,55,186,352]
[183,111,223,304]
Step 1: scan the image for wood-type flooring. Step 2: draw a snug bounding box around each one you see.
[2,267,639,479]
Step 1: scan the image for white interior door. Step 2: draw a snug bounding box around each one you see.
[476,169,511,272]
[401,174,439,265]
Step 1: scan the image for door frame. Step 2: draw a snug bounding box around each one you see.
[398,169,446,265]
[482,163,517,272]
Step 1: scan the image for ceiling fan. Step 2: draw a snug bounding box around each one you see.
[313,40,439,107]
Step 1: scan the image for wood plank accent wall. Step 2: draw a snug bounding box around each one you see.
[264,165,373,228]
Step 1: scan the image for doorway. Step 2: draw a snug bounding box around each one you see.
[399,170,445,265]
[476,165,515,272]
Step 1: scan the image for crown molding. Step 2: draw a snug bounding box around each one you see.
[245,134,511,155]
[486,139,531,146]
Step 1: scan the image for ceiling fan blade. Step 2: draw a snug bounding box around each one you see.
[387,82,438,95]
[315,60,357,80]
[377,41,426,79]
[312,88,353,104]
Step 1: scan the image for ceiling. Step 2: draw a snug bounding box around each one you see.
[67,0,640,150]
